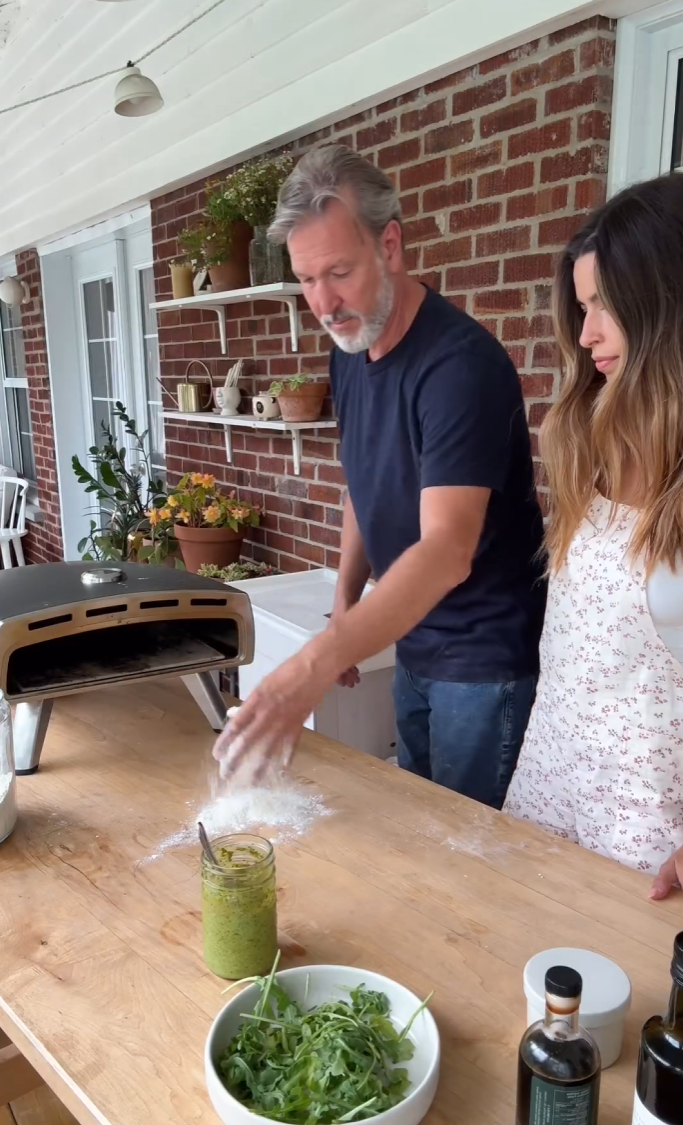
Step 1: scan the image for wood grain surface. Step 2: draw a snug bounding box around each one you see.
[0,680,680,1125]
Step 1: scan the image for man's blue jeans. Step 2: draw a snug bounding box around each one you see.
[393,661,536,809]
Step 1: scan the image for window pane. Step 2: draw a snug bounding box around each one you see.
[144,336,160,403]
[0,303,26,382]
[87,340,115,399]
[83,278,115,340]
[92,398,114,446]
[139,267,157,337]
[4,387,35,481]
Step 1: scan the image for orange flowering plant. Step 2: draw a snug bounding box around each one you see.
[158,473,261,531]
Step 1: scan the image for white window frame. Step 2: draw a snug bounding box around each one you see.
[133,263,165,485]
[609,0,683,195]
[0,254,38,498]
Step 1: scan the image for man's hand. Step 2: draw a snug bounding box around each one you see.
[337,666,360,688]
[650,846,683,900]
[213,649,333,782]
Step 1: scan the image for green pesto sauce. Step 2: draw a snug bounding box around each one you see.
[202,844,277,980]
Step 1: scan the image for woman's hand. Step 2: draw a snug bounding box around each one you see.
[650,845,683,900]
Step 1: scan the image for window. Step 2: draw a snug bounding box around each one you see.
[0,301,36,482]
[82,277,119,447]
[138,267,165,483]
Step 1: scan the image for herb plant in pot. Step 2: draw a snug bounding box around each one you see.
[168,473,260,574]
[221,154,293,287]
[269,375,327,423]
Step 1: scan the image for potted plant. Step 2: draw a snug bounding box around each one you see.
[72,403,180,566]
[221,153,294,286]
[167,473,260,573]
[169,256,194,300]
[198,560,277,582]
[269,375,327,423]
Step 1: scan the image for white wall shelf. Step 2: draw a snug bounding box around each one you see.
[162,410,337,476]
[151,283,303,354]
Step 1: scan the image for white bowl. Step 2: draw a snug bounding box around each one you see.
[205,964,441,1125]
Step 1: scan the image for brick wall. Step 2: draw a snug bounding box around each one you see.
[16,250,63,563]
[153,15,615,573]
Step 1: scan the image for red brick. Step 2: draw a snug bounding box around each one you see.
[530,315,554,337]
[316,462,346,485]
[508,118,572,159]
[535,285,552,310]
[309,523,341,546]
[505,344,527,368]
[450,202,502,233]
[425,120,475,153]
[423,237,473,268]
[399,158,447,190]
[449,294,468,311]
[459,278,536,327]
[450,141,503,176]
[295,540,326,565]
[511,51,575,96]
[575,178,606,210]
[400,100,447,132]
[476,226,531,257]
[548,17,612,45]
[521,373,554,398]
[503,254,556,283]
[502,317,530,341]
[293,500,325,522]
[532,341,559,367]
[580,36,615,71]
[357,119,397,149]
[334,110,370,131]
[445,261,500,289]
[545,76,612,117]
[279,517,310,538]
[377,138,421,169]
[538,213,588,246]
[479,41,540,75]
[480,98,537,139]
[376,90,420,114]
[403,216,444,244]
[403,246,419,272]
[423,179,472,211]
[507,184,569,220]
[477,162,535,199]
[424,66,477,96]
[577,109,611,142]
[540,146,600,183]
[452,76,507,117]
[309,484,342,505]
[400,191,420,217]
[528,401,551,428]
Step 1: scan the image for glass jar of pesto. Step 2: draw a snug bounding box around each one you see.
[201,833,278,979]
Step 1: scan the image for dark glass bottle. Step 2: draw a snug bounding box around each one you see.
[632,931,683,1124]
[516,965,601,1125]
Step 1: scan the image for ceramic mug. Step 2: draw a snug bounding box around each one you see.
[252,393,281,420]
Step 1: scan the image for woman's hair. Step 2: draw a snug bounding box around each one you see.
[543,173,683,572]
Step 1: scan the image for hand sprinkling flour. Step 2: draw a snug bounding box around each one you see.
[213,705,296,786]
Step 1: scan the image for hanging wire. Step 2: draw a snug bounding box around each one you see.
[0,0,228,117]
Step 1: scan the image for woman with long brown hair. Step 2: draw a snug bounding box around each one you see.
[504,173,683,899]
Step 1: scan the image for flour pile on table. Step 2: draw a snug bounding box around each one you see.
[145,778,333,861]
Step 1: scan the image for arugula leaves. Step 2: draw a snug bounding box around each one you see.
[219,958,433,1124]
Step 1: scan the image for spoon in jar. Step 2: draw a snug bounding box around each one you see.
[198,821,218,865]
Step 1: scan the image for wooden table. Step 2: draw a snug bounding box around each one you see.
[0,681,680,1125]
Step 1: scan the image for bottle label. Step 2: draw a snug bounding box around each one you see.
[529,1077,597,1124]
[632,1093,666,1124]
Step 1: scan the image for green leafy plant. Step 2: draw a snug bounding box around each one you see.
[215,153,294,228]
[178,219,237,269]
[198,560,276,582]
[167,472,261,531]
[73,403,176,563]
[218,956,433,1124]
[269,374,311,396]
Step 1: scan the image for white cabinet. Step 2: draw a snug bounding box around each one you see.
[230,568,397,760]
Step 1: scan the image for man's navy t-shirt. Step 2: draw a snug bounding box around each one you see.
[329,286,547,684]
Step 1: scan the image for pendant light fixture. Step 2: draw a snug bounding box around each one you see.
[0,277,30,308]
[114,61,163,117]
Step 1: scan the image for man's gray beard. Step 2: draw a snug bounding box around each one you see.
[324,270,395,354]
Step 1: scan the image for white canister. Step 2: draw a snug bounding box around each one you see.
[252,393,281,420]
[523,947,631,1069]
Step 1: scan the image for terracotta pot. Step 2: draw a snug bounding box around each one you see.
[208,221,252,292]
[170,262,194,299]
[173,523,245,574]
[277,382,328,423]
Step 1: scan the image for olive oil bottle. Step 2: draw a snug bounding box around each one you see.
[516,965,601,1125]
[632,932,683,1124]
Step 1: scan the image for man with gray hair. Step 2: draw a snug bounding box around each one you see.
[214,144,546,807]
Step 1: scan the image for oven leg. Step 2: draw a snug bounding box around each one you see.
[13,700,54,775]
[182,672,227,732]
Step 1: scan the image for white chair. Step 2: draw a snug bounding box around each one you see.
[0,477,28,567]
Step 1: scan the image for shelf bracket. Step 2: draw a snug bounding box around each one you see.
[283,296,299,353]
[224,426,233,463]
[194,304,227,353]
[290,429,303,475]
